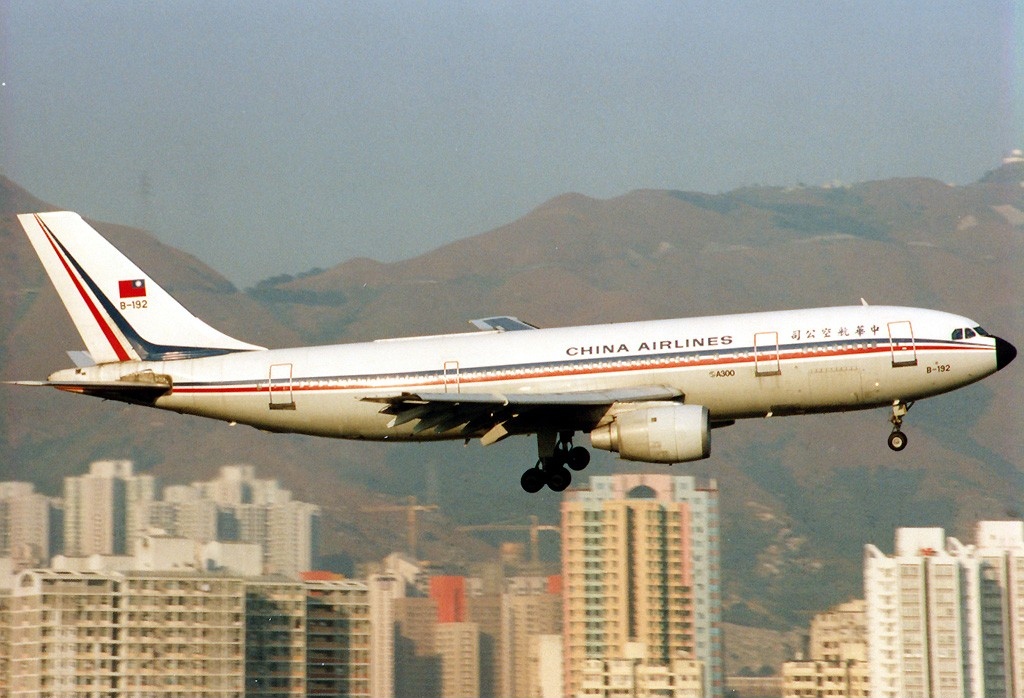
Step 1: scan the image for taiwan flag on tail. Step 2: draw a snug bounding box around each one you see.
[118,279,147,298]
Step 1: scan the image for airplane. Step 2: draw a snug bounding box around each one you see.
[10,211,1017,493]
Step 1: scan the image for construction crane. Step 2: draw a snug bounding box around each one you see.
[361,496,439,560]
[455,515,560,566]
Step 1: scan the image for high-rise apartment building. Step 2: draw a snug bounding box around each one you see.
[500,577,562,698]
[782,599,869,698]
[5,569,394,696]
[62,460,154,557]
[198,466,319,577]
[8,569,246,696]
[436,621,480,698]
[306,578,372,697]
[151,484,218,541]
[367,574,398,698]
[865,521,1024,698]
[50,462,319,578]
[0,589,10,698]
[0,482,52,569]
[561,474,722,698]
[578,644,705,697]
[267,501,321,578]
[467,593,502,697]
[197,465,292,506]
[245,578,307,696]
[394,595,441,697]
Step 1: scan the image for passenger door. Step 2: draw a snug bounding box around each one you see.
[887,321,918,367]
[754,331,782,376]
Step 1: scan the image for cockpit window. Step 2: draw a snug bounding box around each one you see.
[953,327,989,341]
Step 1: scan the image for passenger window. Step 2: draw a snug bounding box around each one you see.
[951,329,963,340]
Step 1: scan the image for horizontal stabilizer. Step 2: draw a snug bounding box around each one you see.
[6,371,172,405]
[67,350,96,368]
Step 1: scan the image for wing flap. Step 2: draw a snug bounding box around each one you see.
[364,385,683,441]
[365,385,682,409]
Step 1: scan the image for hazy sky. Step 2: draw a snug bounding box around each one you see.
[3,2,1022,286]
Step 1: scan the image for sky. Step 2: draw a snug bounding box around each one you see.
[2,2,1022,286]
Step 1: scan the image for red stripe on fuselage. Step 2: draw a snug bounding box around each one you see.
[35,215,132,362]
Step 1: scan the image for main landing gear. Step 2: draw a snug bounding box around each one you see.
[521,431,591,493]
[887,400,914,452]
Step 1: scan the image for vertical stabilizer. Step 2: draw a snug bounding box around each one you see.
[18,212,265,363]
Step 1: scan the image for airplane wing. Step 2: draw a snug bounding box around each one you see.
[363,385,683,445]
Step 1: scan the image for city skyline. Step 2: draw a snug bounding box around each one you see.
[2,460,1023,696]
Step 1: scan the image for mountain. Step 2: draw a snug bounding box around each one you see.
[2,167,1022,630]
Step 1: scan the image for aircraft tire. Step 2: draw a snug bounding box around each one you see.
[566,446,590,471]
[547,466,572,492]
[887,430,908,452]
[521,468,546,493]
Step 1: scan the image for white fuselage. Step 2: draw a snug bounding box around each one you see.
[52,305,1003,442]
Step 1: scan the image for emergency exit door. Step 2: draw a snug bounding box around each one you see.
[268,363,296,409]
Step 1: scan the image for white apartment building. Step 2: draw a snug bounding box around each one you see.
[0,483,52,569]
[9,569,247,696]
[782,599,869,698]
[5,569,395,696]
[62,460,154,557]
[865,521,1024,698]
[196,465,292,506]
[578,642,704,698]
[63,463,318,578]
[267,501,321,578]
[367,573,398,698]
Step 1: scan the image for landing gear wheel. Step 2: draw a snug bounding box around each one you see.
[566,446,590,471]
[886,401,913,453]
[525,431,589,493]
[888,430,908,452]
[546,465,572,492]
[521,467,545,494]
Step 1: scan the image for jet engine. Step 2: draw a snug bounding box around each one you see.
[590,402,710,463]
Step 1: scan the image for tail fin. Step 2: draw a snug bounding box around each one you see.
[18,212,265,364]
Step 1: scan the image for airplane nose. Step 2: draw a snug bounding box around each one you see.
[996,337,1017,371]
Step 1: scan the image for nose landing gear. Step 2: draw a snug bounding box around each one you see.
[887,400,913,452]
[520,431,591,493]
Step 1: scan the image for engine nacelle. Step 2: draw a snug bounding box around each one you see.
[590,402,711,463]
